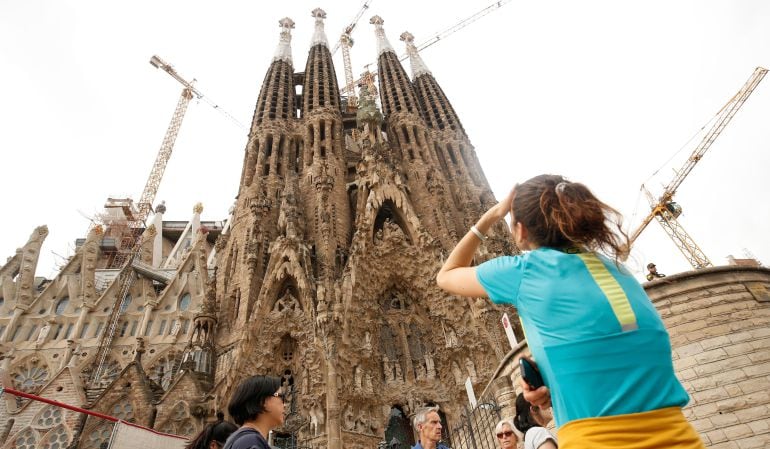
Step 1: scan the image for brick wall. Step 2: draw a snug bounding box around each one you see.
[647,266,770,449]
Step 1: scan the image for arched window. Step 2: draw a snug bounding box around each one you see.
[149,351,183,390]
[111,400,134,422]
[278,335,297,363]
[39,424,70,449]
[119,295,132,313]
[179,293,191,312]
[55,297,69,315]
[83,422,112,449]
[33,405,64,430]
[9,427,37,449]
[12,357,50,393]
[373,200,412,244]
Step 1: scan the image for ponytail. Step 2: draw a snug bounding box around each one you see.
[185,412,238,449]
[513,174,629,262]
[513,393,539,438]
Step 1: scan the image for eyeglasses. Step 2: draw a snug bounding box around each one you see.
[496,430,514,439]
[273,391,286,402]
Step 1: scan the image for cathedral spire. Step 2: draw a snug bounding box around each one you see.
[369,16,420,117]
[310,8,329,48]
[370,15,395,56]
[400,31,431,78]
[273,17,295,65]
[303,9,341,113]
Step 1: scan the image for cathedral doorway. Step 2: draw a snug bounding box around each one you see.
[383,405,415,449]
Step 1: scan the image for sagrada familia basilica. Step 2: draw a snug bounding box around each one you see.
[0,9,517,449]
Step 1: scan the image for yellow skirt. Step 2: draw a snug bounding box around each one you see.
[558,407,705,449]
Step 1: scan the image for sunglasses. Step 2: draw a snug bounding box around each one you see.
[496,430,514,439]
[273,391,286,401]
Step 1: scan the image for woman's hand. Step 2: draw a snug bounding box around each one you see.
[437,187,514,298]
[485,188,514,224]
[521,378,552,410]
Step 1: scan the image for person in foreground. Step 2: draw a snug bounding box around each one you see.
[436,174,705,449]
[513,393,557,449]
[493,417,519,449]
[412,406,451,449]
[222,375,285,449]
[186,412,238,449]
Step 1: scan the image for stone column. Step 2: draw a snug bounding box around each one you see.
[0,306,26,342]
[72,304,92,341]
[138,302,156,336]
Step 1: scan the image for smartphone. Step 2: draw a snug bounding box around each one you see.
[519,358,544,389]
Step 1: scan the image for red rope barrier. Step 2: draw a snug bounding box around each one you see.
[1,385,187,440]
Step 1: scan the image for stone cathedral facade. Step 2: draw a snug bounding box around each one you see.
[0,10,516,449]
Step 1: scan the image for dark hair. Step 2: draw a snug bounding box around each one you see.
[513,393,539,437]
[185,412,237,449]
[227,375,281,425]
[512,174,628,261]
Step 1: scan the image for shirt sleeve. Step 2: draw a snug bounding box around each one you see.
[475,255,526,307]
[525,427,557,449]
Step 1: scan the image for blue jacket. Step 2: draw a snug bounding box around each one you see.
[412,442,451,449]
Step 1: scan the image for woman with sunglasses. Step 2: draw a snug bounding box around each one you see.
[185,412,238,449]
[514,393,557,449]
[222,375,285,449]
[493,418,519,449]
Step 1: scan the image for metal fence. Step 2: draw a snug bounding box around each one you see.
[447,393,502,449]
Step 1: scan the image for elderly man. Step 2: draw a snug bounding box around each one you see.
[412,406,451,449]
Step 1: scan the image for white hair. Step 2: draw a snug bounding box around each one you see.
[413,406,440,430]
[494,417,516,435]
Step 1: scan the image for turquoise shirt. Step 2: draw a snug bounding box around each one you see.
[476,247,689,426]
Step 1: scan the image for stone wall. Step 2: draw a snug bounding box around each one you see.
[647,266,770,449]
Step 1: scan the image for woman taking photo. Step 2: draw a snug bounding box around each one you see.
[222,375,285,449]
[437,174,704,449]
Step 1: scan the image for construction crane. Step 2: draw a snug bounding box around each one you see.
[331,0,373,110]
[340,0,512,97]
[627,66,767,269]
[137,55,245,225]
[89,56,245,388]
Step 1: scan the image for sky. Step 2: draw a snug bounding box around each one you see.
[1,0,769,282]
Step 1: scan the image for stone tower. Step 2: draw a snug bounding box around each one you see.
[214,12,514,449]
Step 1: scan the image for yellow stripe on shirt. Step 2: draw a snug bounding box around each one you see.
[577,253,638,331]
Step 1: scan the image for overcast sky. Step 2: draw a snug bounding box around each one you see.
[2,0,769,282]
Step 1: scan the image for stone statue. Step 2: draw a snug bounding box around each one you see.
[354,365,363,393]
[310,401,325,436]
[465,358,477,382]
[343,403,355,431]
[445,325,459,348]
[451,361,464,386]
[273,290,300,313]
[363,331,372,353]
[364,373,373,395]
[425,353,436,380]
[170,320,182,337]
[36,321,52,348]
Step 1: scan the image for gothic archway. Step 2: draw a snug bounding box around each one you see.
[373,199,413,244]
[383,405,414,449]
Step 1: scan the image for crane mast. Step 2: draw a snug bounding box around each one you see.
[332,1,373,110]
[135,85,193,225]
[628,66,767,269]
